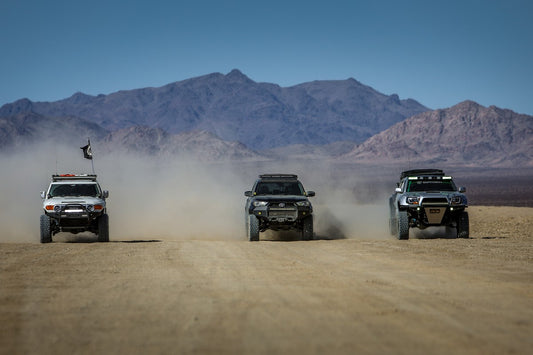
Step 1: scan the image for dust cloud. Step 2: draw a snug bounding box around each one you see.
[0,144,392,243]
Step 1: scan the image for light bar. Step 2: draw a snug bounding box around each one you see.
[52,174,97,182]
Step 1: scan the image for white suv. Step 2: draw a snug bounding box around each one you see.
[40,174,109,243]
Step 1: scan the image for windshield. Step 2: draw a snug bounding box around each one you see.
[407,180,457,192]
[255,181,304,195]
[49,183,99,197]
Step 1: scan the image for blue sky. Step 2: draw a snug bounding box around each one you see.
[1,0,532,114]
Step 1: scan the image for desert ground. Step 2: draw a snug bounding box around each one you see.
[1,205,532,355]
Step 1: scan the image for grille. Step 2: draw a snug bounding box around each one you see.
[271,202,295,208]
[421,197,448,206]
[268,207,298,220]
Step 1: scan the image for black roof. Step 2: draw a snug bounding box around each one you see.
[400,169,444,180]
[259,174,298,180]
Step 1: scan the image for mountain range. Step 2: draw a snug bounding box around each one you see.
[0,69,427,150]
[0,70,531,166]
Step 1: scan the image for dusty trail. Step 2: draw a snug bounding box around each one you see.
[1,206,532,354]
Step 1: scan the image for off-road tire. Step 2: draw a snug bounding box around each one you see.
[40,214,52,243]
[397,210,409,240]
[302,215,314,241]
[248,214,259,242]
[456,211,469,239]
[97,214,110,242]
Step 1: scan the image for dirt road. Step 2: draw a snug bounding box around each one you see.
[1,206,532,354]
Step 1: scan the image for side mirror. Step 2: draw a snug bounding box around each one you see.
[103,190,109,198]
[40,191,46,199]
[395,187,402,193]
[458,187,466,193]
[306,191,315,197]
[244,191,253,197]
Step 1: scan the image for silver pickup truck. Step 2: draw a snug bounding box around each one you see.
[389,169,469,240]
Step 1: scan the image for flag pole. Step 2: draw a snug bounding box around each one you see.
[81,138,95,175]
[89,138,95,175]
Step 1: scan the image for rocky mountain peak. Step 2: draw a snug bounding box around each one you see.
[0,98,34,117]
[225,69,251,83]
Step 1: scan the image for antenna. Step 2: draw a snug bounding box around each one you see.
[54,142,58,175]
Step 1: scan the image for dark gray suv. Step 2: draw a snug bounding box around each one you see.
[244,174,315,241]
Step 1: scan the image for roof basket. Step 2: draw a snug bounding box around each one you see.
[400,169,444,180]
[259,174,298,180]
[52,174,97,182]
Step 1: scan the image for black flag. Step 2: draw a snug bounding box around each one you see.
[80,140,93,160]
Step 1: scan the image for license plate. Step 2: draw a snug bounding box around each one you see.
[430,209,441,214]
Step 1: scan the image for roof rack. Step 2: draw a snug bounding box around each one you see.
[259,174,298,180]
[400,169,444,180]
[52,174,97,182]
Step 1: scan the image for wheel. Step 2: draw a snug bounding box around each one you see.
[40,214,52,243]
[397,210,409,240]
[97,214,109,242]
[456,211,469,239]
[302,215,313,241]
[248,214,259,241]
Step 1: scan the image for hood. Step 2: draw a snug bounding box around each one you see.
[43,196,106,206]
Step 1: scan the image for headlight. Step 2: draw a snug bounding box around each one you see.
[406,196,419,205]
[86,204,94,212]
[54,205,61,212]
[253,201,268,207]
[451,196,462,205]
[296,201,310,207]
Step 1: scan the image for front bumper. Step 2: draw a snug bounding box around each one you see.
[404,205,466,228]
[251,205,312,223]
[45,204,103,228]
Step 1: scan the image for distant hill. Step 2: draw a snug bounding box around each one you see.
[342,101,533,167]
[0,112,108,151]
[0,112,262,161]
[0,69,428,149]
[100,126,264,161]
